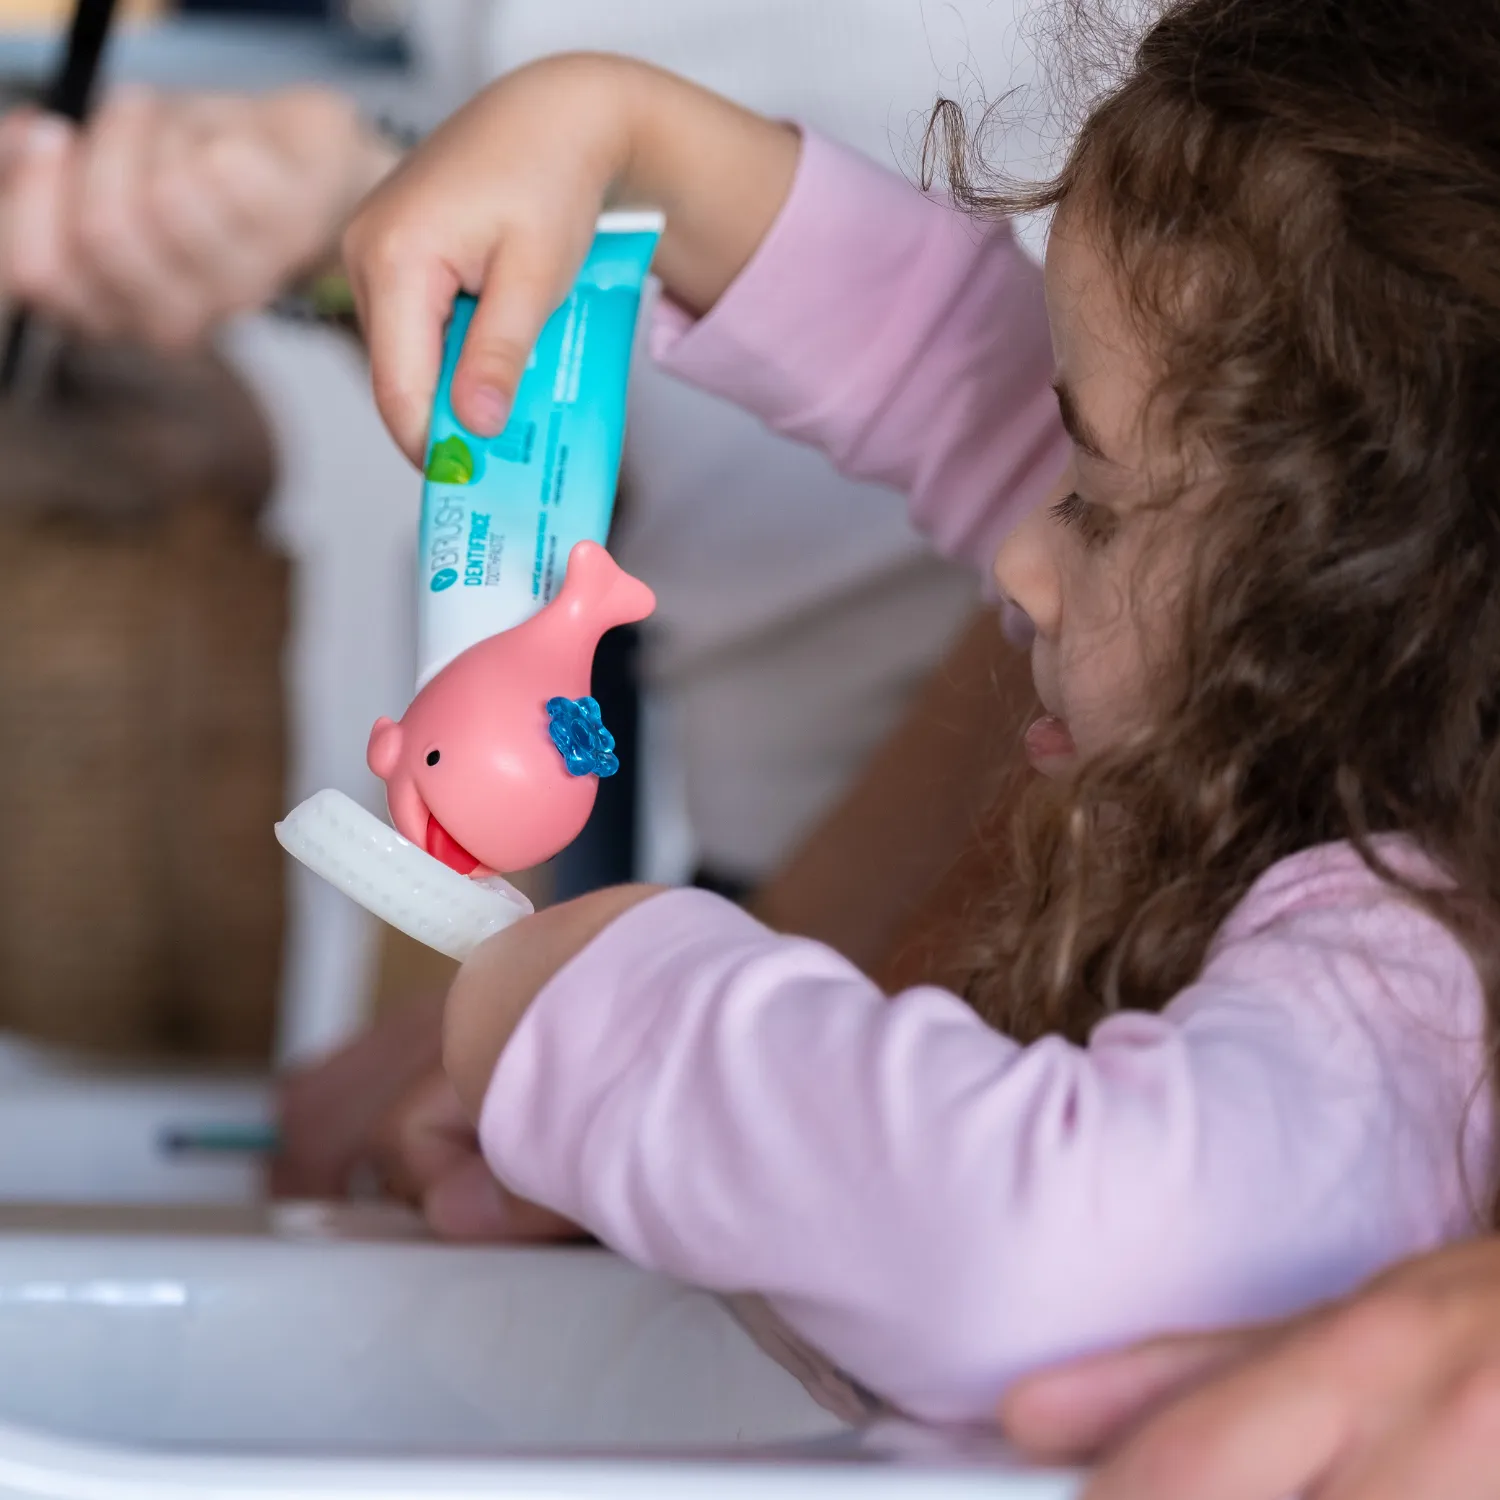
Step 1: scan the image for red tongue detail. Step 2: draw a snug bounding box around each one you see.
[425,814,481,875]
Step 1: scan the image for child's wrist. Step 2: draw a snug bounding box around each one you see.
[586,55,676,222]
[441,884,667,1120]
[617,67,799,318]
[510,53,645,210]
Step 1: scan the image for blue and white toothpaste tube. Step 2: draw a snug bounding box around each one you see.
[416,210,664,688]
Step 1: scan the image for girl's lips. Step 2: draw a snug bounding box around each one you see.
[425,813,482,876]
[1024,713,1077,766]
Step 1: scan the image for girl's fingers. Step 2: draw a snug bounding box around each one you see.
[369,1071,582,1244]
[348,230,459,464]
[369,1070,474,1204]
[340,60,623,463]
[423,1154,580,1244]
[1001,1328,1266,1462]
[450,236,573,436]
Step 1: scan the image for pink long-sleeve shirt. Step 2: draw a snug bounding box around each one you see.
[476,134,1493,1423]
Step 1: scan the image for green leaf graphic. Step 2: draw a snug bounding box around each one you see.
[425,434,476,485]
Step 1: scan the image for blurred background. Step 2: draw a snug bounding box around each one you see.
[0,0,462,1076]
[0,0,1043,1081]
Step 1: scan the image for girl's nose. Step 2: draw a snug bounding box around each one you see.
[992,503,1061,638]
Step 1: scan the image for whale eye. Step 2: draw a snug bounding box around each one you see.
[425,749,441,767]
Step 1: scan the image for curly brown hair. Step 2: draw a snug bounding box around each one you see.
[928,0,1500,1205]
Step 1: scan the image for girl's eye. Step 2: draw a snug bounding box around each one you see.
[1049,490,1120,550]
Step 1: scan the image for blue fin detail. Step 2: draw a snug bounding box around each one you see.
[546,695,620,779]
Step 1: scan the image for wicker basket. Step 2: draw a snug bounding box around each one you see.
[0,339,286,1062]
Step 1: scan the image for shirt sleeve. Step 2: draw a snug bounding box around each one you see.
[651,131,1069,573]
[476,859,1488,1425]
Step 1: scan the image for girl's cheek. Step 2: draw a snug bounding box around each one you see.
[1065,614,1153,741]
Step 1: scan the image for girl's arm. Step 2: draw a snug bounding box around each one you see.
[651,129,1066,568]
[444,861,1485,1425]
[342,57,1066,568]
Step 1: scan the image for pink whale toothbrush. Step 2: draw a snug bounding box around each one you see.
[278,217,662,960]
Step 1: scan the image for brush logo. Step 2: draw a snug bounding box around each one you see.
[430,569,458,592]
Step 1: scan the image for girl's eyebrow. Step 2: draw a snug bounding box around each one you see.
[1052,380,1112,464]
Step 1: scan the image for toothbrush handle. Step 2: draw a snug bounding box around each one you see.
[0,0,122,392]
[47,0,120,122]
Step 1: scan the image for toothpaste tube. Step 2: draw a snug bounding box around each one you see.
[274,213,661,951]
[417,210,664,688]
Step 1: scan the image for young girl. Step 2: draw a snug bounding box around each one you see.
[341,0,1500,1424]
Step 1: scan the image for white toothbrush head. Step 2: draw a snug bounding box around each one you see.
[275,789,532,961]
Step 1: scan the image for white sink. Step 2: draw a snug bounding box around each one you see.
[0,1204,1081,1498]
[0,1055,1081,1496]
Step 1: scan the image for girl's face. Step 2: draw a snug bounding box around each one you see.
[994,213,1191,776]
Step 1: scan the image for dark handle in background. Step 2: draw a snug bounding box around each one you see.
[0,0,123,391]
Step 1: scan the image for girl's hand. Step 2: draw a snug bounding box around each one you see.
[1002,1237,1500,1500]
[370,1070,579,1243]
[341,53,799,464]
[443,884,663,1119]
[0,87,395,351]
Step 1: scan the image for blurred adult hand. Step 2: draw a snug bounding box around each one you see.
[272,990,446,1199]
[274,989,578,1244]
[0,86,396,350]
[1003,1236,1500,1500]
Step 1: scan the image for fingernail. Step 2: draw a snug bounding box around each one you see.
[468,384,509,434]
